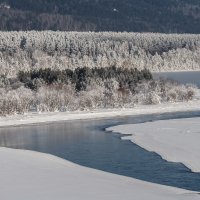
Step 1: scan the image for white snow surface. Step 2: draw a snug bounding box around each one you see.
[107,117,200,173]
[1,100,200,127]
[1,147,200,200]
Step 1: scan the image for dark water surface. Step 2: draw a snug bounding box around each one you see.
[153,71,200,87]
[0,111,200,191]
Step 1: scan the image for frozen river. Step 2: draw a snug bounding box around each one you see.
[0,111,200,191]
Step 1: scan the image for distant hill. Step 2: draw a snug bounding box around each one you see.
[0,0,200,33]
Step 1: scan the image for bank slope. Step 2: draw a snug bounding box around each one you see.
[0,147,199,200]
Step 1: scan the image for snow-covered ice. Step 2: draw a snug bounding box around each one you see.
[0,147,200,200]
[107,117,200,173]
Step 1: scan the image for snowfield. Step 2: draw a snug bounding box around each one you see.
[107,117,200,173]
[1,147,200,200]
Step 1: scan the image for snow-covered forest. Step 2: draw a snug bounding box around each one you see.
[0,31,200,77]
[0,31,199,116]
[0,67,197,116]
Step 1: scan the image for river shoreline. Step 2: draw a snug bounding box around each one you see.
[1,101,200,199]
[0,147,199,200]
[0,100,200,128]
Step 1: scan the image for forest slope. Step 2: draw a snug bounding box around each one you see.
[0,0,200,33]
[0,31,200,76]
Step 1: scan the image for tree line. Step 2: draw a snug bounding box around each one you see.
[18,67,152,92]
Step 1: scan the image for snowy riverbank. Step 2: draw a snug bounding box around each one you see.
[1,101,200,199]
[1,147,200,200]
[107,117,200,173]
[1,100,200,128]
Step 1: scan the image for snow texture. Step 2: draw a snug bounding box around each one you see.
[107,117,200,173]
[0,147,200,200]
